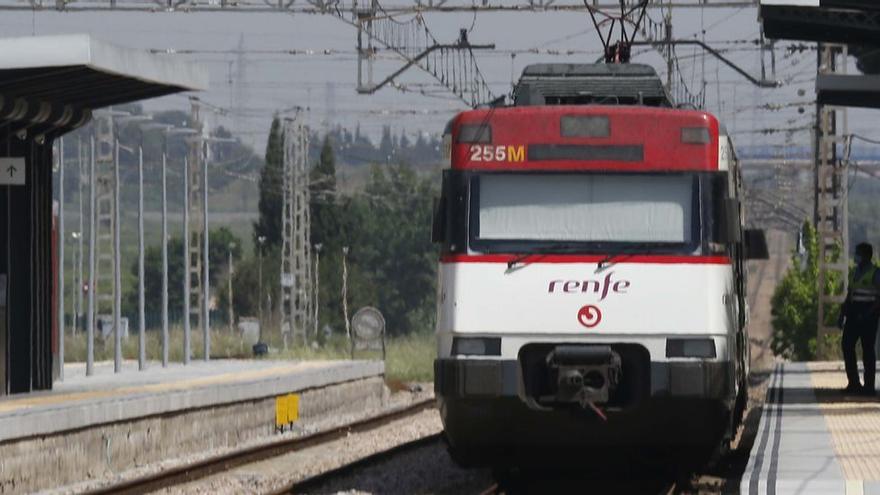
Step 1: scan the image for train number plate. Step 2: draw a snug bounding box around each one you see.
[468,145,526,163]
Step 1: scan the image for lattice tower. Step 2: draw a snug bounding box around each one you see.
[280,117,313,348]
[187,100,205,337]
[92,115,115,317]
[815,44,849,356]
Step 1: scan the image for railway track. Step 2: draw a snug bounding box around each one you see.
[270,433,444,494]
[282,442,680,495]
[83,397,437,495]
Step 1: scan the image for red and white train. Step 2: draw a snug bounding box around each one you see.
[432,63,768,470]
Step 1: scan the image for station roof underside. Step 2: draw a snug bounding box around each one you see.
[760,0,880,109]
[0,34,208,130]
[760,0,880,45]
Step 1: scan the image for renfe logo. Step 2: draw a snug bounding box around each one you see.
[577,305,602,328]
[548,272,631,301]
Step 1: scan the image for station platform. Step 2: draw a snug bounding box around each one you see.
[0,359,385,493]
[741,362,880,495]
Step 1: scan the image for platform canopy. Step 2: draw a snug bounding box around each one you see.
[760,0,880,45]
[760,0,880,108]
[0,34,207,134]
[0,35,208,396]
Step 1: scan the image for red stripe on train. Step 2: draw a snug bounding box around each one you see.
[440,254,731,264]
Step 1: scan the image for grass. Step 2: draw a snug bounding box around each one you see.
[64,326,436,384]
[64,325,255,363]
[277,331,435,383]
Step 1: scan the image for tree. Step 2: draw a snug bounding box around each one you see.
[208,227,243,286]
[216,247,281,322]
[771,222,844,360]
[379,125,393,160]
[254,117,284,249]
[123,238,185,327]
[123,228,243,328]
[351,162,438,335]
[310,136,339,247]
[308,135,347,336]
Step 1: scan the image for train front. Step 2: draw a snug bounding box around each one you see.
[432,105,759,469]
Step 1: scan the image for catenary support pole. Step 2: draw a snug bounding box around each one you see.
[57,138,65,381]
[113,137,122,373]
[202,146,210,361]
[228,246,234,333]
[183,156,191,364]
[342,246,350,357]
[76,137,84,337]
[87,137,96,376]
[313,244,321,340]
[161,148,169,367]
[257,236,265,342]
[137,146,146,371]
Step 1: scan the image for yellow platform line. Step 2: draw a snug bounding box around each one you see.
[0,360,331,414]
[809,362,880,481]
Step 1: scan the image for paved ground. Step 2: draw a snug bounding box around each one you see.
[809,362,880,482]
[740,362,880,494]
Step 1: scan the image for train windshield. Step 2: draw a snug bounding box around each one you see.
[469,173,700,253]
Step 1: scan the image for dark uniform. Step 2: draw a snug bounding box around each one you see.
[842,264,880,392]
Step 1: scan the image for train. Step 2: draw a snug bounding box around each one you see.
[431,63,769,471]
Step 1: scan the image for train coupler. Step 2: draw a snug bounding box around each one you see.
[545,345,622,408]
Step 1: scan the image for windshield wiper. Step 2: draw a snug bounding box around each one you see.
[597,245,640,268]
[506,243,580,269]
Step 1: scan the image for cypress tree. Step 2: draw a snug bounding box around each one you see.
[310,135,339,247]
[254,116,284,248]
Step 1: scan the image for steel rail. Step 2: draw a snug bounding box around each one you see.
[82,397,437,495]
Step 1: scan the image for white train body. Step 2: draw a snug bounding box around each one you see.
[436,260,735,362]
[431,83,767,468]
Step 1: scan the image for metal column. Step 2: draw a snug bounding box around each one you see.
[202,141,210,361]
[182,156,191,364]
[113,137,122,372]
[137,146,145,370]
[161,149,169,367]
[57,138,64,381]
[87,137,96,375]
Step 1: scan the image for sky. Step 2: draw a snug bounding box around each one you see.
[0,3,873,155]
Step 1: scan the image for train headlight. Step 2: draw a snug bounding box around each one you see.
[452,337,501,356]
[666,338,716,359]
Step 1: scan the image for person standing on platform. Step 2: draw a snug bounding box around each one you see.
[839,242,880,396]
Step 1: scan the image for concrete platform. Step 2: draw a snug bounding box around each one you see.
[0,359,385,493]
[741,362,880,495]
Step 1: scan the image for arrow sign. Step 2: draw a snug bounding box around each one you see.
[0,158,25,186]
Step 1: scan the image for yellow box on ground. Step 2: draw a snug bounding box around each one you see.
[287,393,299,423]
[275,395,288,428]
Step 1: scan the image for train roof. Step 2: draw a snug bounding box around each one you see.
[513,63,672,108]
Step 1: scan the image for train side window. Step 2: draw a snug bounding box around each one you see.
[431,195,446,244]
[707,174,730,246]
[435,170,468,252]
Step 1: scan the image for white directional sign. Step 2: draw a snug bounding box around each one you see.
[0,158,25,186]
